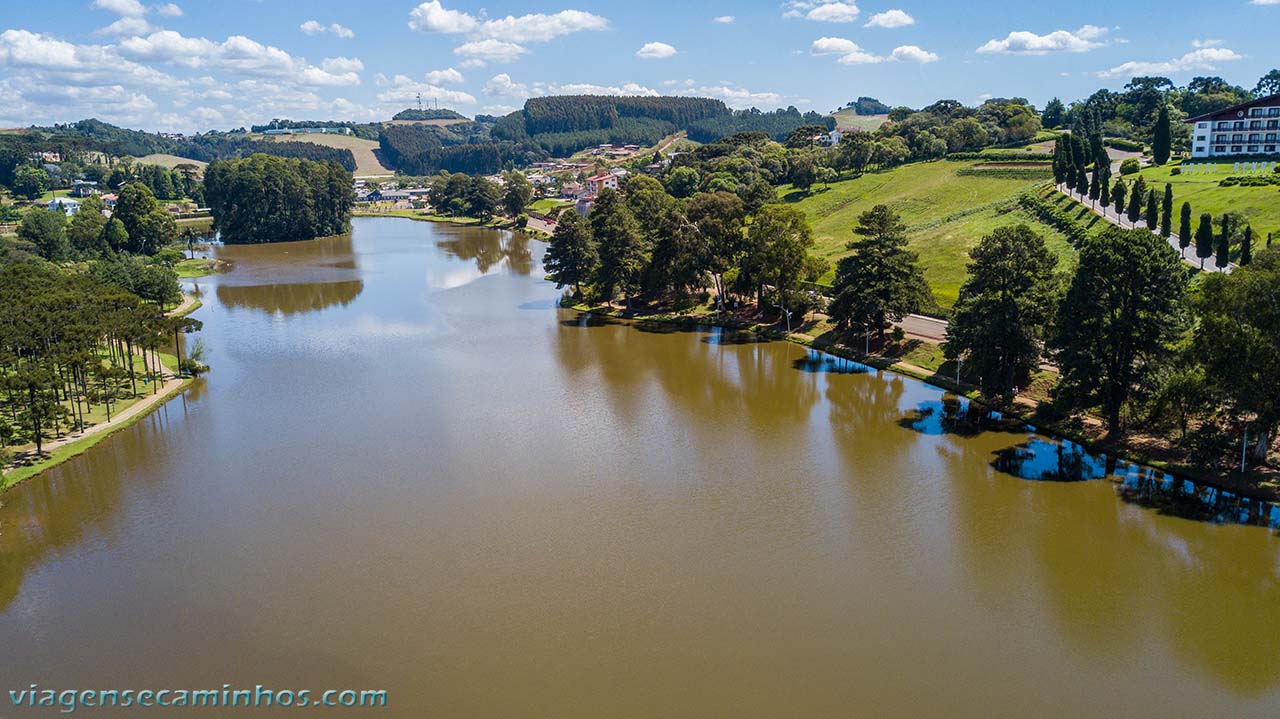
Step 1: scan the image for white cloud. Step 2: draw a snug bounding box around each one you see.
[636,41,677,59]
[680,84,792,108]
[301,20,355,38]
[890,45,938,63]
[1097,47,1244,78]
[713,15,735,23]
[424,67,464,84]
[93,0,147,17]
[786,1,860,22]
[533,80,659,97]
[483,73,529,97]
[118,30,362,85]
[453,39,529,65]
[376,73,477,106]
[1192,38,1222,48]
[96,17,155,36]
[154,3,183,17]
[865,9,914,28]
[409,2,607,42]
[1250,0,1279,5]
[811,37,937,64]
[977,25,1108,54]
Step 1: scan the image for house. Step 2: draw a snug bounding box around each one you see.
[561,181,585,199]
[527,173,554,186]
[374,190,412,202]
[608,167,629,178]
[46,197,80,216]
[1186,94,1280,158]
[71,180,98,197]
[100,193,118,209]
[585,173,619,195]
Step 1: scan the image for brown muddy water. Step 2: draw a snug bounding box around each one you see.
[2,217,1278,718]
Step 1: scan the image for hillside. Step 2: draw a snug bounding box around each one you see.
[392,108,468,122]
[831,107,888,132]
[137,153,207,170]
[255,133,392,177]
[782,160,1078,308]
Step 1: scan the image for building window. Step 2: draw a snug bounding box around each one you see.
[1196,135,1206,141]
[1199,122,1209,129]
[1270,108,1280,117]
[1267,146,1277,152]
[1232,146,1243,152]
[1215,146,1227,153]
[1268,134,1278,142]
[1247,145,1260,152]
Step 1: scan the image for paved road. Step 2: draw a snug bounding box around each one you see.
[1055,183,1233,273]
[899,313,949,342]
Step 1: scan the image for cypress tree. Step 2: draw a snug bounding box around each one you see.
[1111,178,1127,216]
[1178,202,1192,255]
[1052,137,1068,184]
[1152,104,1171,165]
[1099,167,1111,210]
[1075,166,1089,197]
[1145,190,1158,230]
[1241,226,1253,266]
[1126,176,1146,223]
[1215,214,1231,269]
[1195,213,1214,269]
[1088,167,1100,202]
[1160,183,1173,238]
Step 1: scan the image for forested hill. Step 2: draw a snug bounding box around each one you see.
[392,108,468,121]
[8,119,357,171]
[482,95,833,157]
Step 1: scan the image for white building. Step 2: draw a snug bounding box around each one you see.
[1187,94,1280,159]
[46,197,80,216]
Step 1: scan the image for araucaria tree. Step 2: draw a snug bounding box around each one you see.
[1050,227,1186,437]
[542,210,597,297]
[828,204,932,340]
[945,225,1059,402]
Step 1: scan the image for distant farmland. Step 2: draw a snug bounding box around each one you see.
[254,132,394,176]
[831,108,888,132]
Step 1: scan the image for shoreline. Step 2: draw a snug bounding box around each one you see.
[0,294,202,494]
[573,303,1280,508]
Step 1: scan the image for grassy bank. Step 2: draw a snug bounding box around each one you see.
[1135,161,1280,241]
[781,160,1077,308]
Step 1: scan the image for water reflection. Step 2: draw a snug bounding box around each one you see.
[212,234,364,316]
[216,280,364,316]
[992,437,1113,482]
[435,229,534,275]
[900,394,1022,437]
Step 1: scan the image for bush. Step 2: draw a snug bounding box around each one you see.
[1219,175,1280,187]
[1170,167,1181,176]
[1120,158,1141,175]
[1106,138,1144,152]
[515,214,529,228]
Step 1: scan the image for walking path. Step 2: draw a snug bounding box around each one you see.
[1054,183,1234,273]
[3,294,198,473]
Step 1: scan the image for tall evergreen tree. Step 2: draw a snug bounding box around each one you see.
[1195,213,1214,269]
[945,225,1059,401]
[1111,178,1127,217]
[1145,189,1159,230]
[1160,184,1173,238]
[1152,104,1172,165]
[1088,167,1101,203]
[1074,166,1089,197]
[1050,227,1186,436]
[1178,202,1192,256]
[1241,226,1253,266]
[591,189,648,306]
[1099,167,1112,211]
[542,210,597,296]
[1126,176,1146,223]
[828,205,931,340]
[1216,213,1231,269]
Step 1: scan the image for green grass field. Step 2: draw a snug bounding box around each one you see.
[137,153,207,170]
[782,160,1078,309]
[830,108,888,132]
[1135,161,1280,242]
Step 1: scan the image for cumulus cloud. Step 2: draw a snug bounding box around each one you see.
[1097,47,1244,78]
[96,17,155,36]
[1250,0,1279,5]
[636,41,677,59]
[532,80,659,97]
[483,73,529,97]
[424,67,464,84]
[785,1,860,22]
[679,85,793,108]
[453,39,529,64]
[301,21,355,39]
[865,9,914,28]
[977,25,1108,54]
[154,3,183,17]
[118,30,362,85]
[375,73,477,106]
[92,0,147,17]
[713,15,735,23]
[811,37,937,64]
[409,2,607,41]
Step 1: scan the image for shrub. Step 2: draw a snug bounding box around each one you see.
[1170,167,1181,176]
[1120,158,1141,175]
[515,214,529,228]
[1106,138,1144,152]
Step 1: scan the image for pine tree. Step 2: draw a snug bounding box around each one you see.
[1195,213,1214,269]
[542,210,598,296]
[1241,226,1253,266]
[1160,183,1173,238]
[1145,190,1158,230]
[1178,202,1192,255]
[1152,104,1172,165]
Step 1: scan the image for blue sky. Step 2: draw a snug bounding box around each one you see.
[1,0,1276,132]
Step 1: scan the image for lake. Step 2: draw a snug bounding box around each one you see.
[2,217,1279,718]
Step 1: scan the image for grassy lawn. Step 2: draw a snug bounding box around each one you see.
[136,153,207,170]
[830,108,888,132]
[1135,161,1280,242]
[527,198,571,214]
[175,257,227,278]
[782,160,1076,309]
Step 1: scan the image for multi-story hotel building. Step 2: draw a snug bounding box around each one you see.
[1186,94,1280,158]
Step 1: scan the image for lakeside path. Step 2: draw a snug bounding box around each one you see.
[1,293,200,489]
